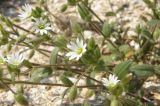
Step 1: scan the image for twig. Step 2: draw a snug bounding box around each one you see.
[13,24,57,35]
[127,92,153,103]
[3,78,101,88]
[90,22,119,52]
[81,1,103,24]
[0,79,16,94]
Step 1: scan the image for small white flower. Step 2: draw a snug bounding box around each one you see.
[6,53,24,66]
[34,18,52,35]
[102,74,120,87]
[66,38,87,60]
[18,4,32,19]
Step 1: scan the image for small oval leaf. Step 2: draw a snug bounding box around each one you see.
[50,47,59,65]
[60,75,73,86]
[102,21,112,38]
[69,86,77,102]
[114,61,132,80]
[130,64,154,77]
[14,93,28,105]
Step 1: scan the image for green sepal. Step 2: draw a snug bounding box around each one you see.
[14,93,28,106]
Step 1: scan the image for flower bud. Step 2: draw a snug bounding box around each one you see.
[14,93,28,105]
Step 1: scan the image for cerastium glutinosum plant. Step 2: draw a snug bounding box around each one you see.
[0,0,160,106]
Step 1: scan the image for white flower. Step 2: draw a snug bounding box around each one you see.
[102,74,120,87]
[6,53,24,66]
[18,4,32,19]
[34,18,52,35]
[66,38,87,60]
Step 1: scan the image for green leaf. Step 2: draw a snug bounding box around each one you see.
[60,4,68,12]
[138,28,154,57]
[50,47,59,65]
[105,11,116,16]
[94,47,101,59]
[140,28,153,43]
[7,42,12,52]
[147,19,160,27]
[102,54,118,64]
[86,75,94,86]
[32,7,43,18]
[22,60,32,68]
[113,61,132,80]
[128,78,143,93]
[67,0,77,5]
[94,60,106,72]
[102,21,112,38]
[87,37,96,50]
[77,3,92,22]
[85,89,94,99]
[143,0,154,8]
[14,93,28,105]
[130,64,154,77]
[30,68,52,82]
[5,18,13,27]
[154,65,160,76]
[68,86,77,102]
[53,36,67,49]
[16,35,26,43]
[60,75,73,86]
[135,24,141,34]
[81,50,99,64]
[119,45,132,53]
[7,65,20,74]
[28,49,35,59]
[16,85,24,94]
[153,27,160,40]
[107,42,118,53]
[71,21,82,34]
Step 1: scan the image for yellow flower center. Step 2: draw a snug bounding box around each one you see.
[38,24,45,29]
[12,61,19,66]
[108,83,115,87]
[76,48,83,55]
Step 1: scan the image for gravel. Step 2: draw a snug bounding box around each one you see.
[0,0,158,106]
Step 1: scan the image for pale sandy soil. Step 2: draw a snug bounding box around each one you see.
[0,0,159,106]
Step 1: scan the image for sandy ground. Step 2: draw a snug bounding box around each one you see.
[0,0,160,106]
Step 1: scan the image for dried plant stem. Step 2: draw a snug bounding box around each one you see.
[32,64,102,84]
[77,3,119,52]
[0,78,16,94]
[127,92,152,103]
[13,24,57,35]
[81,1,103,24]
[89,22,119,52]
[2,78,101,88]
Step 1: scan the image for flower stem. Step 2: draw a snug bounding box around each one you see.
[2,78,101,88]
